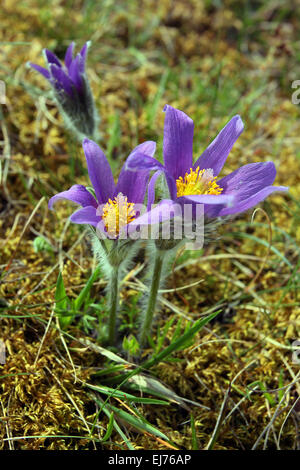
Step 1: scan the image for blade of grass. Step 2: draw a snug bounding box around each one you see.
[101,411,115,443]
[73,266,101,311]
[142,311,220,370]
[190,414,199,450]
[86,383,169,405]
[205,385,231,450]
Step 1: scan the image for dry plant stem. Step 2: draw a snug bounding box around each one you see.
[108,265,119,345]
[139,249,165,347]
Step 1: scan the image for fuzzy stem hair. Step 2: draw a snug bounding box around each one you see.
[139,247,167,347]
[89,227,141,345]
[107,265,119,345]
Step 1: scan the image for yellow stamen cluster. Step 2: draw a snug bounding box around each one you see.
[102,192,136,238]
[176,167,223,197]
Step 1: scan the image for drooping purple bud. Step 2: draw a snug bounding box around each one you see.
[29,41,98,140]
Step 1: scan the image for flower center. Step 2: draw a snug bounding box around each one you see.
[102,193,136,238]
[176,167,223,197]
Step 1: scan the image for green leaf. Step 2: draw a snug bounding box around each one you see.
[142,311,220,370]
[191,414,199,450]
[246,381,276,406]
[122,334,140,356]
[73,266,100,311]
[154,317,176,354]
[127,374,190,409]
[258,382,276,407]
[278,369,285,402]
[80,338,132,365]
[33,236,54,255]
[86,383,169,405]
[105,402,172,442]
[97,401,134,450]
[101,311,220,388]
[93,364,126,377]
[101,412,114,443]
[55,272,72,328]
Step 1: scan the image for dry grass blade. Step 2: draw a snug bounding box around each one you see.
[205,385,231,450]
[4,196,45,274]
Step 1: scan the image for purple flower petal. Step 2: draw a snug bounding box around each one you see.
[163,104,194,180]
[65,42,75,69]
[115,141,157,204]
[205,161,286,217]
[130,140,156,158]
[49,64,74,96]
[165,173,178,201]
[95,219,108,237]
[219,161,276,195]
[193,115,244,177]
[147,170,162,210]
[115,164,149,205]
[80,43,88,57]
[125,152,177,201]
[70,205,100,226]
[219,185,288,216]
[48,184,97,210]
[180,194,235,206]
[179,193,235,219]
[82,139,115,204]
[44,49,62,67]
[30,63,51,80]
[68,55,83,90]
[126,153,164,172]
[78,42,88,73]
[128,199,182,229]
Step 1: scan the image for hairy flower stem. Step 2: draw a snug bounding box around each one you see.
[108,265,119,346]
[139,250,165,347]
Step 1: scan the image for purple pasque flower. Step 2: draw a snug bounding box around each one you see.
[48,139,157,239]
[126,105,288,219]
[30,42,97,139]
